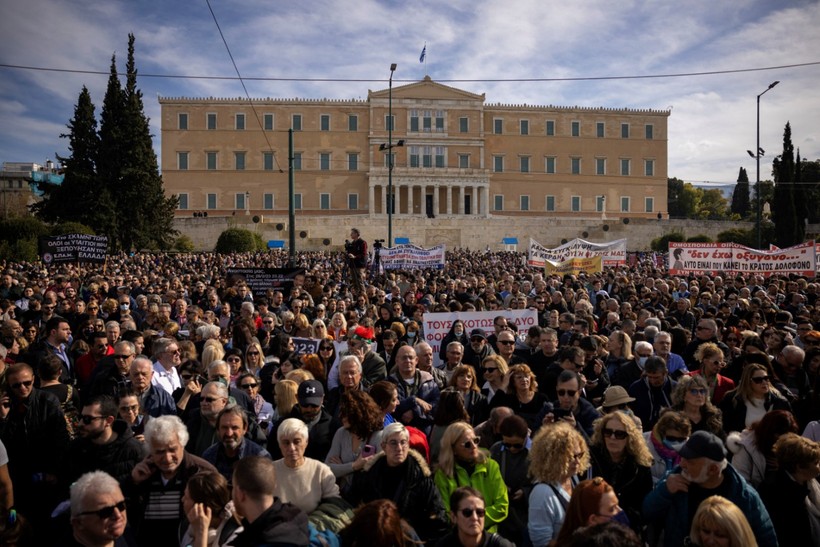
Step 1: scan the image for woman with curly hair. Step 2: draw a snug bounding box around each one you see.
[691,342,735,405]
[325,390,384,491]
[588,411,654,533]
[643,410,692,485]
[434,421,509,533]
[528,421,590,546]
[490,363,549,431]
[726,409,799,489]
[449,364,488,426]
[671,375,725,440]
[719,362,791,434]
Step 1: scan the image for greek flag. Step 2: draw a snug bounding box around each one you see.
[419,45,426,63]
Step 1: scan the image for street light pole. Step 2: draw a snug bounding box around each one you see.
[388,63,396,248]
[756,80,779,249]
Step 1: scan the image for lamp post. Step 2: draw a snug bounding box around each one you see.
[388,63,396,247]
[753,80,779,249]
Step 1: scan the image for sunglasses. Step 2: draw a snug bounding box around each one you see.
[665,435,687,443]
[202,396,223,403]
[484,367,498,373]
[78,500,127,519]
[227,357,242,362]
[79,415,106,425]
[459,437,481,449]
[498,340,515,346]
[320,346,334,351]
[10,380,34,389]
[602,427,628,440]
[240,383,258,389]
[459,507,486,518]
[503,442,524,450]
[113,354,133,360]
[751,376,770,384]
[247,351,260,356]
[689,388,708,396]
[557,389,578,397]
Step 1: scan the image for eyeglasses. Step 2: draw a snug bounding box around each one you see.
[557,389,578,397]
[458,437,481,449]
[78,500,127,519]
[263,320,274,324]
[665,435,687,443]
[227,357,242,362]
[88,307,99,311]
[201,396,224,403]
[602,427,628,440]
[113,354,133,360]
[79,415,106,425]
[503,442,524,450]
[498,340,515,346]
[165,349,180,355]
[751,376,770,384]
[10,380,34,389]
[459,507,486,518]
[386,439,409,448]
[688,388,708,396]
[240,383,258,390]
[484,367,498,373]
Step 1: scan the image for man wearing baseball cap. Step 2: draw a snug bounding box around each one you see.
[643,431,777,547]
[267,379,333,462]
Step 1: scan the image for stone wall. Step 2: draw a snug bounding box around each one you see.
[175,214,753,252]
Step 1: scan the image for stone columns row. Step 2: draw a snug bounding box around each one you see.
[369,182,489,217]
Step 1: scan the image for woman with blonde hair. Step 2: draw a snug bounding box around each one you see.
[480,354,508,404]
[589,411,653,533]
[691,342,735,405]
[293,313,312,338]
[311,319,331,341]
[687,495,758,547]
[491,363,549,431]
[272,379,299,421]
[434,421,508,533]
[528,421,590,546]
[243,341,264,376]
[605,330,633,379]
[201,338,225,370]
[671,375,724,439]
[719,362,791,434]
[328,312,347,341]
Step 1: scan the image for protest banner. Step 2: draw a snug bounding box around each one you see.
[545,256,603,276]
[528,238,627,268]
[38,234,108,264]
[423,309,538,368]
[380,244,446,270]
[770,242,820,274]
[669,241,816,277]
[291,337,320,357]
[226,267,306,295]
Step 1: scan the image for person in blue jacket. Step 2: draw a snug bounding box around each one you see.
[642,430,778,547]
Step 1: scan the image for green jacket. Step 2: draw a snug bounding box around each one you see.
[434,455,509,532]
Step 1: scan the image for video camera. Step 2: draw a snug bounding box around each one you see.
[373,239,385,250]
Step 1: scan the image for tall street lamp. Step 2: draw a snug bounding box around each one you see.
[752,80,779,249]
[379,63,404,247]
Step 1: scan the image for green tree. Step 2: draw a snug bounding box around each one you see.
[772,122,802,247]
[731,167,750,218]
[800,158,820,223]
[696,188,730,220]
[215,228,262,253]
[717,228,755,247]
[667,178,685,217]
[677,183,700,219]
[651,231,685,252]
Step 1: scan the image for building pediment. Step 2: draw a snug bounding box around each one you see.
[368,76,485,102]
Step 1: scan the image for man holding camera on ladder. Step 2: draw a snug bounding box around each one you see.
[346,228,367,296]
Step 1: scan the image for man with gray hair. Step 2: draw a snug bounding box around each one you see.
[185,381,229,456]
[129,357,175,417]
[70,470,131,546]
[150,337,182,395]
[653,331,688,379]
[415,342,447,390]
[644,431,777,547]
[325,354,367,419]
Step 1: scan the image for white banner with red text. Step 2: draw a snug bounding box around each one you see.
[668,241,816,277]
[380,244,446,270]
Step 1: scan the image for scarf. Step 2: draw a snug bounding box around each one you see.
[650,430,681,469]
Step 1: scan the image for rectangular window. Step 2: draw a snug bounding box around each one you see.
[178,113,188,130]
[422,111,432,132]
[435,111,444,132]
[645,159,655,176]
[348,193,358,210]
[645,124,654,140]
[458,154,469,168]
[571,196,581,212]
[571,157,581,175]
[520,119,529,135]
[645,197,654,212]
[621,159,631,176]
[494,195,504,211]
[320,114,330,131]
[596,122,605,138]
[435,147,445,168]
[546,195,555,212]
[409,146,419,168]
[384,153,395,168]
[235,113,245,130]
[422,146,432,168]
[410,110,419,132]
[571,121,580,137]
[293,152,302,170]
[177,193,189,210]
[385,115,394,131]
[621,123,629,138]
[294,194,302,210]
[206,152,217,170]
[264,193,274,210]
[235,193,246,210]
[320,153,331,171]
[207,193,217,209]
[292,114,302,131]
[348,115,358,131]
[177,152,188,170]
[596,195,605,212]
[348,153,358,171]
[459,117,468,133]
[545,156,556,174]
[207,113,217,130]
[596,158,606,175]
[235,152,246,170]
[520,156,530,173]
[494,118,503,134]
[264,113,274,131]
[263,152,274,171]
[493,156,504,173]
[621,197,631,212]
[320,193,330,210]
[546,120,555,136]
[520,195,530,211]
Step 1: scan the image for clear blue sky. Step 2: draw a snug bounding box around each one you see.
[1,0,819,184]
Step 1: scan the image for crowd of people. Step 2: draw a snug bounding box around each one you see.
[0,243,819,547]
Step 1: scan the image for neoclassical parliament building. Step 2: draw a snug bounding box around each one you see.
[160,77,669,227]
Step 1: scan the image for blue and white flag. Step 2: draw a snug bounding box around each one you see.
[419,44,426,63]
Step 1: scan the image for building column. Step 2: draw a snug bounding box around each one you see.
[483,185,490,217]
[369,184,375,216]
[433,185,440,217]
[446,184,453,215]
[394,183,401,215]
[407,184,414,216]
[459,185,465,215]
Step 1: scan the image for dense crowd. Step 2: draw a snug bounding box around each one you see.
[0,244,819,547]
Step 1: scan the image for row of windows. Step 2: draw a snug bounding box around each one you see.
[179,112,655,140]
[176,151,360,171]
[494,195,655,213]
[178,192,359,211]
[495,156,655,176]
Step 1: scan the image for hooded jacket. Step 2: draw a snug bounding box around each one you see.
[726,429,769,489]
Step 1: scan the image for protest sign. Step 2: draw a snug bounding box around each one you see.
[380,244,446,270]
[545,256,603,276]
[669,241,816,276]
[226,268,306,295]
[38,234,108,264]
[528,238,626,268]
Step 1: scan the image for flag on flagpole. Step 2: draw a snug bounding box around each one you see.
[419,44,426,63]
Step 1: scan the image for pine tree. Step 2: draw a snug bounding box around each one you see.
[97,54,127,246]
[793,149,807,243]
[772,122,798,247]
[731,167,750,218]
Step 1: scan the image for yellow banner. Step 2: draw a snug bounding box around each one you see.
[544,255,603,275]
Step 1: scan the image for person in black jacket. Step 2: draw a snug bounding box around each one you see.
[346,228,368,297]
[267,380,335,461]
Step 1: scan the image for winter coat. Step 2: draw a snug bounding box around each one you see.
[719,390,792,434]
[629,377,676,432]
[390,369,440,432]
[589,444,653,532]
[726,430,769,489]
[64,419,146,487]
[759,469,820,547]
[434,453,509,533]
[231,500,310,547]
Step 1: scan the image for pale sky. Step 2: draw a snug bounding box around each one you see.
[1,0,819,185]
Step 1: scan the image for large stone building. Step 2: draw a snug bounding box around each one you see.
[159,77,669,243]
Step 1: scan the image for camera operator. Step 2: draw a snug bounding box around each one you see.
[346,228,368,296]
